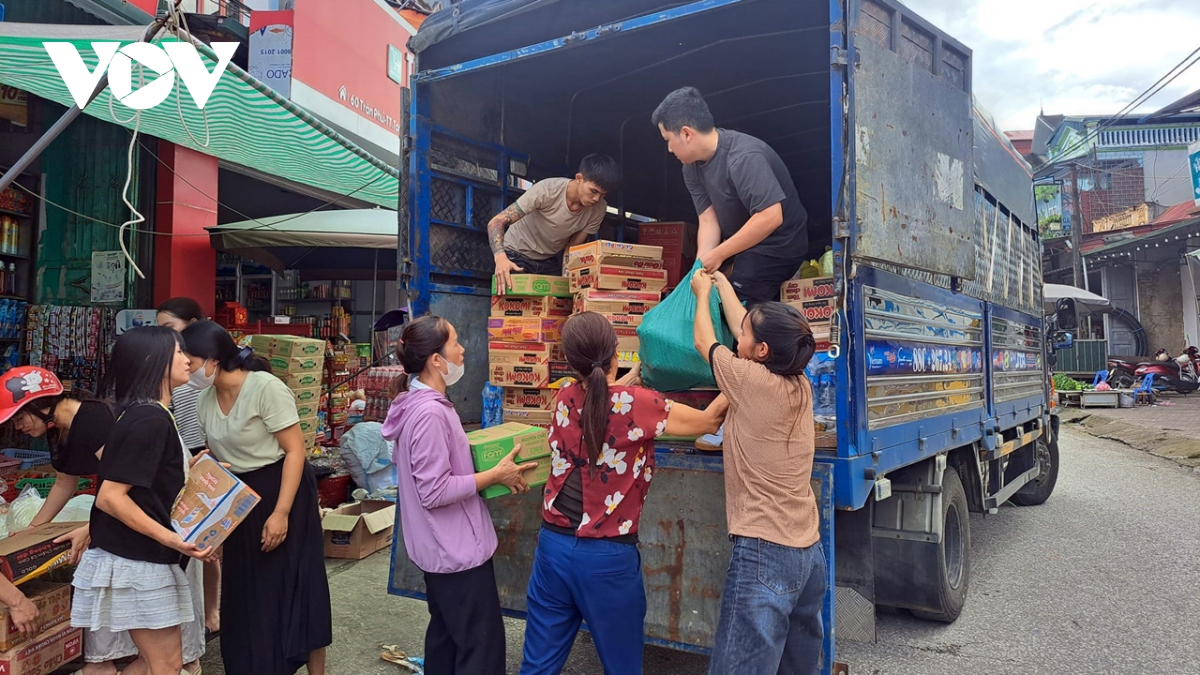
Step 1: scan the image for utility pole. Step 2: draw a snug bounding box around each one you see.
[1069,164,1085,287]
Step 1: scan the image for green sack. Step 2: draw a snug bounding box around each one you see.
[637,261,736,392]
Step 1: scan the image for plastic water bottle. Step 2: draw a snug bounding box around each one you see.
[481,382,503,429]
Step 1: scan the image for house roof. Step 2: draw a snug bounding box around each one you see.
[1152,200,1200,227]
[1004,130,1034,141]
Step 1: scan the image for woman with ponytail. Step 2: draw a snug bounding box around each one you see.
[519,312,728,675]
[382,315,534,675]
[180,321,331,675]
[691,270,824,675]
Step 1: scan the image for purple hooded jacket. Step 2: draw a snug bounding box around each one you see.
[381,383,497,574]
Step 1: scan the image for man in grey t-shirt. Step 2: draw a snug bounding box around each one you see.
[488,154,622,294]
[653,87,809,304]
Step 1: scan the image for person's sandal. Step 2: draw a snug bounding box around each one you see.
[694,424,724,452]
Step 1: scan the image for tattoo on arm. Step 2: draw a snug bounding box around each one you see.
[488,202,525,254]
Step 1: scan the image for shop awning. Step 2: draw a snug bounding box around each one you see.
[0,23,399,209]
[208,209,397,280]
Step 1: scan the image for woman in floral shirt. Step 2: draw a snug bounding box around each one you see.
[519,312,729,675]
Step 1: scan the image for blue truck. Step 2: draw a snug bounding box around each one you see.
[388,0,1062,671]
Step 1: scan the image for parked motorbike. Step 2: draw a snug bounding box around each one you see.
[1133,346,1199,395]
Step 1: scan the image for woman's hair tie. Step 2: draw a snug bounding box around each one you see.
[236,346,254,365]
[591,361,605,369]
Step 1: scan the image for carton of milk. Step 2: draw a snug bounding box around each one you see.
[171,455,261,551]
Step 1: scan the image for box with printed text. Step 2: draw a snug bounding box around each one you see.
[569,265,668,294]
[171,455,261,552]
[566,240,663,271]
[490,296,572,318]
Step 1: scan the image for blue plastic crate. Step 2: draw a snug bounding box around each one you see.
[1,448,53,470]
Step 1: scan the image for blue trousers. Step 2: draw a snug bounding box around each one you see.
[708,537,826,675]
[519,528,646,675]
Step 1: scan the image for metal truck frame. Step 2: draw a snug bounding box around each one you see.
[389,1,1060,671]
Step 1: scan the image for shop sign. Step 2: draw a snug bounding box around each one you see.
[1189,140,1200,207]
[250,14,294,98]
[0,86,26,126]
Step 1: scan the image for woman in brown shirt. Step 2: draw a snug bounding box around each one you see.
[690,270,825,675]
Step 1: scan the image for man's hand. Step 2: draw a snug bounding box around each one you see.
[691,269,715,298]
[494,252,524,296]
[699,248,727,274]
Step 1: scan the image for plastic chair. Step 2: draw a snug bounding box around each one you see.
[1093,370,1110,387]
[1134,374,1155,405]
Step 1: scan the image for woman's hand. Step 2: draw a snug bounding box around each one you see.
[616,362,642,387]
[712,270,732,292]
[8,593,39,634]
[189,449,231,470]
[53,525,90,565]
[262,511,289,553]
[165,534,217,561]
[491,445,537,494]
[690,269,714,298]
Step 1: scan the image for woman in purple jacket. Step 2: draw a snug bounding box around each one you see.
[381,315,536,675]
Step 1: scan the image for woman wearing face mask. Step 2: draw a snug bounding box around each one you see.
[180,321,331,675]
[157,297,222,641]
[381,315,536,675]
[691,270,824,675]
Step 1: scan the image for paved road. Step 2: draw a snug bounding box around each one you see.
[200,427,1200,674]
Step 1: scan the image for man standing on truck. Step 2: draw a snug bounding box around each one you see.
[653,87,809,304]
[489,154,622,294]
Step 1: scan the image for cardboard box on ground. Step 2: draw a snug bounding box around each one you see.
[321,501,396,559]
[171,455,261,551]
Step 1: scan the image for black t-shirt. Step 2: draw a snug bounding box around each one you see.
[51,400,113,477]
[89,403,185,565]
[683,129,808,261]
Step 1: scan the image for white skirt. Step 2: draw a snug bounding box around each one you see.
[71,548,195,633]
[83,551,207,663]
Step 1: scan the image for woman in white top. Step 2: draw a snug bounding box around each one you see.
[181,321,331,675]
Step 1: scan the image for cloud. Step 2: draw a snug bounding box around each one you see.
[900,0,1200,130]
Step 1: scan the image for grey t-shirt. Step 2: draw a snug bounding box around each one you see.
[504,177,606,260]
[682,129,808,260]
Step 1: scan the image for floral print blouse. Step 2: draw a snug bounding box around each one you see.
[541,383,672,540]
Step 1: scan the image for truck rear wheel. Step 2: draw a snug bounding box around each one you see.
[1010,439,1058,506]
[910,468,970,623]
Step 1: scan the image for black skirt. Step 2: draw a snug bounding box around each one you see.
[220,459,332,675]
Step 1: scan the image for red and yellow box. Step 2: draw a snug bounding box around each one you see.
[566,240,663,271]
[487,317,565,344]
[502,388,557,410]
[781,277,835,303]
[489,295,572,318]
[574,290,661,316]
[569,265,668,294]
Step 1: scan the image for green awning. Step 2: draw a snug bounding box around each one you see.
[0,23,399,208]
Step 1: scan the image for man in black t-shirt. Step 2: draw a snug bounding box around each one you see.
[653,87,809,304]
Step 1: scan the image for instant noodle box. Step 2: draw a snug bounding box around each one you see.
[565,240,663,270]
[489,296,572,318]
[502,388,557,410]
[491,274,572,298]
[786,298,837,325]
[487,317,565,344]
[291,386,322,404]
[0,522,84,585]
[574,289,661,316]
[295,402,320,419]
[489,342,562,388]
[599,313,644,327]
[614,325,640,353]
[781,277,835,303]
[171,455,261,551]
[0,583,70,651]
[280,372,322,389]
[569,265,669,294]
[269,355,324,375]
[465,423,552,499]
[502,408,554,429]
[0,621,82,675]
[249,335,325,358]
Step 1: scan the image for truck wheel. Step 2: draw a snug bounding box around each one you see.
[1010,439,1059,506]
[910,469,969,623]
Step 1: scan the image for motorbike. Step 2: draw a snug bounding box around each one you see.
[1133,346,1199,395]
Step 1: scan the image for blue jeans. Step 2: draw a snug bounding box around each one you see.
[708,537,826,675]
[519,528,646,675]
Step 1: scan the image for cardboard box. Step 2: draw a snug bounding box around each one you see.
[489,342,559,387]
[781,276,835,303]
[491,274,572,297]
[574,289,662,316]
[291,385,322,404]
[569,265,669,294]
[638,222,696,288]
[249,335,325,358]
[487,317,565,344]
[503,388,557,410]
[617,351,640,368]
[297,416,320,435]
[269,355,324,376]
[0,622,82,675]
[549,362,574,385]
[0,523,84,585]
[295,402,321,419]
[0,583,70,651]
[490,295,572,318]
[502,408,554,428]
[786,298,837,325]
[598,312,644,327]
[614,326,640,353]
[280,372,322,390]
[566,240,664,270]
[171,455,262,552]
[303,430,319,449]
[484,455,552,499]
[321,500,396,560]
[491,362,550,388]
[465,423,552,499]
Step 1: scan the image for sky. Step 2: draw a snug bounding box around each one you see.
[901,0,1200,132]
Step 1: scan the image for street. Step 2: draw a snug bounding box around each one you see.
[198,426,1200,674]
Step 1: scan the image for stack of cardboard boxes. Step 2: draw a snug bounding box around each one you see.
[489,276,573,429]
[250,334,327,450]
[567,240,666,368]
[781,276,835,348]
